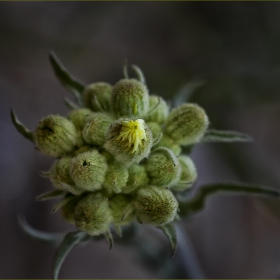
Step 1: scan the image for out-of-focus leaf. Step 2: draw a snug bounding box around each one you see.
[10,109,33,142]
[179,182,280,216]
[104,230,113,250]
[158,223,177,257]
[202,129,253,143]
[53,231,87,279]
[64,97,79,110]
[49,51,85,105]
[18,216,64,246]
[36,190,66,201]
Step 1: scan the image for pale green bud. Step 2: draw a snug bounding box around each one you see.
[72,146,97,157]
[171,155,197,192]
[33,115,79,157]
[74,192,112,236]
[109,194,134,226]
[82,82,113,111]
[104,118,153,167]
[103,161,129,194]
[145,95,169,124]
[146,121,162,139]
[157,134,182,156]
[134,186,178,226]
[122,164,149,194]
[82,113,113,146]
[68,108,93,131]
[165,103,209,146]
[111,79,149,118]
[70,150,107,191]
[146,147,181,187]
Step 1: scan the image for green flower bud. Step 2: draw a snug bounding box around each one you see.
[82,82,113,111]
[68,108,93,131]
[145,95,169,124]
[104,118,153,167]
[157,134,182,156]
[33,115,79,157]
[171,155,197,192]
[61,194,80,224]
[70,150,107,191]
[74,192,112,236]
[103,161,129,194]
[165,103,209,146]
[134,186,178,226]
[111,79,149,118]
[146,121,162,139]
[72,145,97,157]
[109,194,134,226]
[82,113,113,146]
[122,164,149,194]
[146,147,181,187]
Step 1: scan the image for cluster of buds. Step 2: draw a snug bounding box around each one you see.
[15,65,209,238]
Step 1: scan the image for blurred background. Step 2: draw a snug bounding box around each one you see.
[1,2,280,278]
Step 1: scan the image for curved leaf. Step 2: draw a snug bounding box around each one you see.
[10,109,33,142]
[53,231,87,279]
[36,189,66,201]
[18,216,64,246]
[179,182,280,216]
[202,129,253,143]
[49,51,85,104]
[131,64,146,84]
[157,223,177,257]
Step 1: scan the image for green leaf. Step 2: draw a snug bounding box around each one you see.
[10,109,33,142]
[53,231,87,279]
[49,51,85,105]
[202,129,253,143]
[157,223,177,257]
[64,97,79,110]
[18,216,64,246]
[131,64,146,84]
[179,182,280,216]
[36,190,66,201]
[104,230,114,250]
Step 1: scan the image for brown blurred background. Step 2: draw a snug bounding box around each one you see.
[1,2,280,278]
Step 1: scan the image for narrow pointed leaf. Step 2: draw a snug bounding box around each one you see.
[64,97,79,110]
[49,51,85,104]
[158,223,177,257]
[18,216,64,246]
[52,196,75,213]
[179,182,280,216]
[131,64,146,84]
[202,129,253,143]
[105,230,113,250]
[36,190,66,201]
[53,231,87,279]
[10,109,33,142]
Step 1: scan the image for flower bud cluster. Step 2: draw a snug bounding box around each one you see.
[33,70,209,236]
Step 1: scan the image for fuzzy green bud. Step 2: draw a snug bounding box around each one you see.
[157,134,182,156]
[109,194,134,226]
[146,121,162,139]
[82,113,113,146]
[104,118,153,167]
[134,186,178,226]
[122,164,149,194]
[74,192,112,236]
[68,108,93,131]
[82,82,113,111]
[165,103,209,146]
[70,150,107,191]
[33,115,79,157]
[103,161,129,194]
[111,79,149,118]
[146,147,181,187]
[145,95,169,124]
[171,155,197,192]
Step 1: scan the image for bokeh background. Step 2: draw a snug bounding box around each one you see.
[1,2,280,278]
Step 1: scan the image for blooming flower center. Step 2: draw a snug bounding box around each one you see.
[117,119,147,153]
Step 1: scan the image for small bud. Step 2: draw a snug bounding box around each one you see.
[82,82,113,111]
[33,115,79,157]
[109,194,134,226]
[74,192,112,236]
[156,134,182,156]
[146,121,162,139]
[146,147,181,187]
[145,95,169,124]
[68,108,93,131]
[103,161,129,193]
[72,146,97,157]
[82,113,113,146]
[104,118,153,167]
[165,103,209,146]
[122,164,149,194]
[134,186,178,226]
[171,155,197,192]
[111,79,149,118]
[70,150,107,191]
